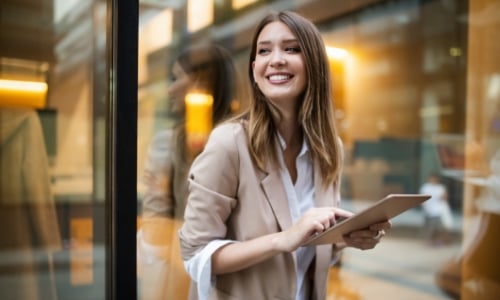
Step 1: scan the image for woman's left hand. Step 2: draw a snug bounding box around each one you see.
[342,220,392,250]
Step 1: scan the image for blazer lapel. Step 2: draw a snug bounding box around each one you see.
[260,167,292,231]
[259,158,335,230]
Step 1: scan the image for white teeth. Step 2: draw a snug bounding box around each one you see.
[269,74,289,81]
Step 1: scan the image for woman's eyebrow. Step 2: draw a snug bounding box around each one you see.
[257,38,298,45]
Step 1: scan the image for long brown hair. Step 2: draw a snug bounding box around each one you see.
[244,10,342,187]
[175,44,237,161]
[176,44,236,125]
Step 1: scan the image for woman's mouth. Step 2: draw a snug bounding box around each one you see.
[267,74,292,82]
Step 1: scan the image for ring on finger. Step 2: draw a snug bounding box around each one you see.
[373,230,383,240]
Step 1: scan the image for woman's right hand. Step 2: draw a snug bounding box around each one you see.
[274,207,353,252]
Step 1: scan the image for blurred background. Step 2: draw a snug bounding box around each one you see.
[0,0,499,299]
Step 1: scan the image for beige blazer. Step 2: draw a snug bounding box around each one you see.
[0,109,61,300]
[179,121,341,300]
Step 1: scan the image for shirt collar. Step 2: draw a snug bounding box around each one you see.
[276,132,309,157]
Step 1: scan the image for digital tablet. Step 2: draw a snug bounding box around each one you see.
[303,194,431,246]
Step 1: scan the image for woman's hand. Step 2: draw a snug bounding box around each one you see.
[212,207,354,275]
[342,220,392,250]
[274,207,353,252]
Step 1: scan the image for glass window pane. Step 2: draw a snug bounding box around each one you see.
[0,0,108,299]
[137,0,500,299]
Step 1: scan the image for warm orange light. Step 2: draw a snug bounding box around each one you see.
[326,46,349,61]
[187,0,213,32]
[232,0,257,10]
[185,92,213,155]
[0,79,47,108]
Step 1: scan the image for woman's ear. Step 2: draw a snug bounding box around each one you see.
[189,75,203,91]
[251,61,258,87]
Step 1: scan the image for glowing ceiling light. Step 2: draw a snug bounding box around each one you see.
[187,0,213,32]
[326,46,349,61]
[232,0,257,10]
[0,79,48,108]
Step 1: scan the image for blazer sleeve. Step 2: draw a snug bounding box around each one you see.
[22,111,62,250]
[141,130,175,218]
[179,123,241,260]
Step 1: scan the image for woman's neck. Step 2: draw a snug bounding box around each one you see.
[276,115,301,148]
[269,97,301,147]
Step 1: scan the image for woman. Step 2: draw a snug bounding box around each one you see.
[142,43,237,220]
[179,11,391,300]
[0,108,61,300]
[139,44,238,300]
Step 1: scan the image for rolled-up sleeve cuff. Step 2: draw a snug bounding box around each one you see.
[184,240,236,300]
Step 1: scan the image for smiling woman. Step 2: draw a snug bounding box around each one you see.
[252,21,307,106]
[178,11,391,300]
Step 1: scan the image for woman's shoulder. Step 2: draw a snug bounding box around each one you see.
[151,128,174,139]
[194,121,248,166]
[190,121,247,183]
[212,120,246,134]
[148,129,176,152]
[208,120,247,145]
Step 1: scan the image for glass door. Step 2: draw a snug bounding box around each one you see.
[0,0,138,299]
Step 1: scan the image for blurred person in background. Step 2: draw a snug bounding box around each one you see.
[419,172,452,246]
[0,108,61,300]
[138,43,239,300]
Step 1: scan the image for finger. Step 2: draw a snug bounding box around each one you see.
[372,230,384,240]
[313,220,325,232]
[321,219,330,230]
[317,211,336,228]
[343,237,378,250]
[348,229,377,239]
[330,209,353,225]
[333,215,348,224]
[333,208,354,219]
[369,220,392,231]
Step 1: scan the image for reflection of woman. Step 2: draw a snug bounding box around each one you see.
[138,44,238,300]
[142,44,237,220]
[179,11,390,300]
[0,108,61,300]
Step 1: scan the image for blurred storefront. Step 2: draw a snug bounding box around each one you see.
[0,0,498,299]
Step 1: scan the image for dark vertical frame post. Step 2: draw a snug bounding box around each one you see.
[106,0,138,299]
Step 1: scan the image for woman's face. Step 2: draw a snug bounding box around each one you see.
[168,61,191,114]
[252,21,306,108]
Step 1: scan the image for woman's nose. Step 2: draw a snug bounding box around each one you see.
[269,50,286,67]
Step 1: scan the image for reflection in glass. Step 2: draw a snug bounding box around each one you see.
[1,0,108,299]
[138,44,239,300]
[0,108,61,300]
[187,0,214,32]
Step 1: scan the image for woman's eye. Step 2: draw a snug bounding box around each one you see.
[286,47,301,53]
[257,48,270,55]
